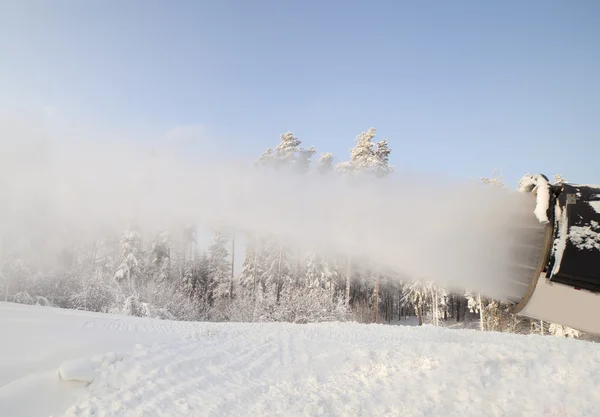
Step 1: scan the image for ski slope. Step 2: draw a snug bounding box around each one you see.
[1,302,599,417]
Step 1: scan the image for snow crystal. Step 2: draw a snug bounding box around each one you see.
[569,220,600,251]
[59,358,95,384]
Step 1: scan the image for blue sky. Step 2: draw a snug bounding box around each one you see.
[1,0,599,187]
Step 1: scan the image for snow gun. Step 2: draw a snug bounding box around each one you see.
[509,175,600,334]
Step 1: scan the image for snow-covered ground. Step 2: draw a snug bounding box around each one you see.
[1,302,600,417]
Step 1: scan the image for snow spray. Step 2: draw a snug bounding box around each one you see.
[0,123,544,303]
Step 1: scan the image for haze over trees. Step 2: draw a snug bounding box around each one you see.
[0,128,584,339]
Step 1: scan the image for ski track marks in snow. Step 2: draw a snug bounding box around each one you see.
[64,321,600,417]
[2,304,600,417]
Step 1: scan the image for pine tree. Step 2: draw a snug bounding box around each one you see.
[373,139,393,178]
[114,229,143,292]
[262,240,292,304]
[257,132,316,174]
[208,231,232,301]
[335,127,393,177]
[195,252,211,304]
[240,234,267,299]
[316,153,334,175]
[150,231,171,284]
[335,127,393,318]
[256,148,274,168]
[553,174,567,184]
[305,250,327,289]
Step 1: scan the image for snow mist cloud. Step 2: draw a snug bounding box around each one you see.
[0,120,540,302]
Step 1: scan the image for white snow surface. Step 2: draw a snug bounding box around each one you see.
[59,359,95,384]
[2,303,600,417]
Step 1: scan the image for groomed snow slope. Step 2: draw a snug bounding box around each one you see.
[1,303,600,417]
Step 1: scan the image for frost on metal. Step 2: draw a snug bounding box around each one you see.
[517,174,551,224]
[569,221,600,251]
[550,203,568,276]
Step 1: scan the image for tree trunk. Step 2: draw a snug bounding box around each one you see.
[276,248,282,304]
[373,274,380,323]
[345,257,351,306]
[456,298,461,322]
[230,233,235,302]
[478,293,485,331]
[252,248,258,303]
[417,303,423,326]
[3,272,8,302]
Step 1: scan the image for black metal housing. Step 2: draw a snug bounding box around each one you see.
[544,183,600,292]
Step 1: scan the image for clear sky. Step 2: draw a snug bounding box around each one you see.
[1,0,599,187]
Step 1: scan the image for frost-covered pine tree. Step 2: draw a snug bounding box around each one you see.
[257,132,316,174]
[372,139,393,178]
[335,128,393,315]
[208,231,232,301]
[335,127,393,178]
[114,229,143,292]
[255,148,274,168]
[316,153,334,175]
[150,231,171,284]
[274,132,302,164]
[240,234,267,299]
[181,259,195,299]
[553,174,567,184]
[480,168,504,188]
[194,252,211,304]
[548,322,580,338]
[262,240,292,304]
[305,250,328,289]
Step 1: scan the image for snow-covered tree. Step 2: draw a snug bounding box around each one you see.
[262,240,292,304]
[305,250,328,289]
[240,234,267,299]
[548,323,580,338]
[335,127,393,177]
[402,279,428,326]
[208,231,232,301]
[114,229,143,292]
[372,139,393,178]
[257,131,316,174]
[316,153,334,175]
[150,231,171,284]
[255,148,274,168]
[553,174,567,184]
[480,169,505,188]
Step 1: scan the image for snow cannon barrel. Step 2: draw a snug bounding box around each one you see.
[511,174,600,334]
